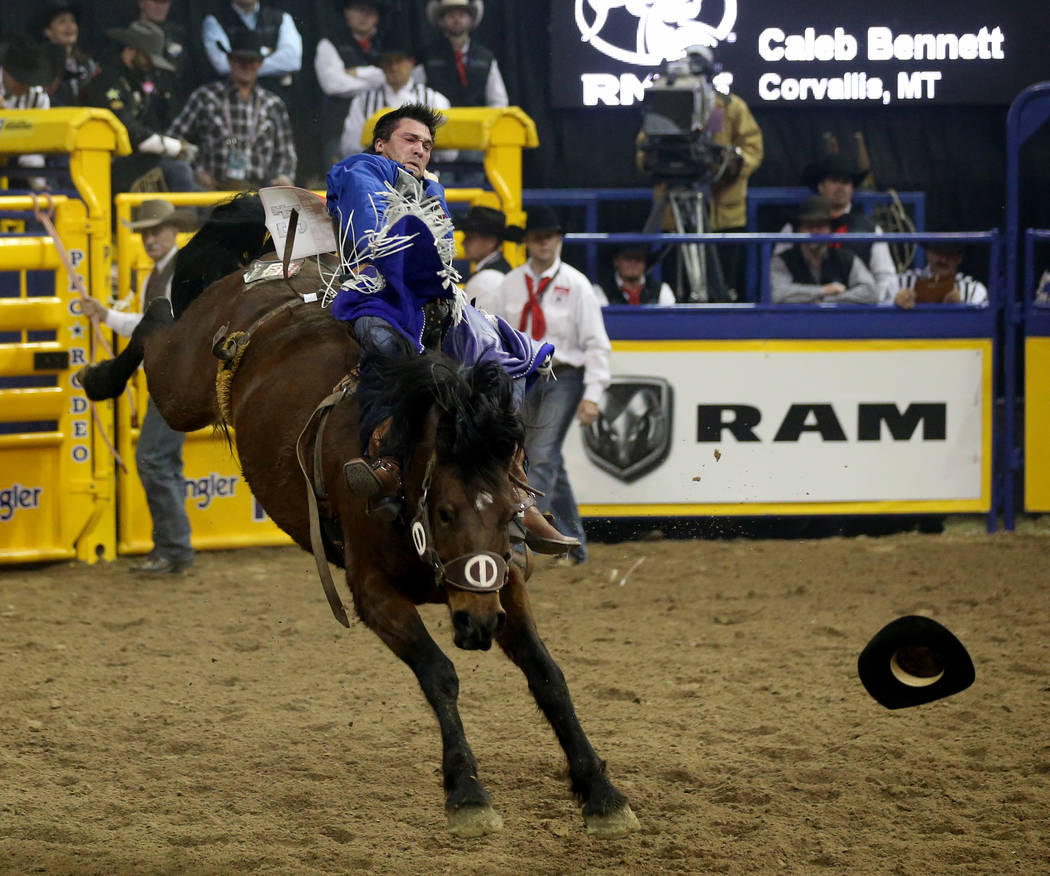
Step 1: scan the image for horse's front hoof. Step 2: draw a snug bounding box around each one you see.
[446,804,503,838]
[76,361,122,401]
[584,804,640,839]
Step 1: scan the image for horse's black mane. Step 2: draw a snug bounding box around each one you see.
[171,192,269,319]
[358,347,524,484]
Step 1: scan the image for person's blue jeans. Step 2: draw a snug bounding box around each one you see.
[136,398,194,564]
[522,367,587,561]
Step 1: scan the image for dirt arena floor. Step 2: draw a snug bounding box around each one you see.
[2,520,1049,875]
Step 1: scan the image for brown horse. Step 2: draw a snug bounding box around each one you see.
[79,194,639,838]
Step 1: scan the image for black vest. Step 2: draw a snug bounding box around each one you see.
[215,4,285,53]
[469,253,512,279]
[780,245,859,287]
[422,39,494,106]
[600,275,665,305]
[831,209,875,263]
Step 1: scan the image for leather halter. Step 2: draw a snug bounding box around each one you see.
[409,455,509,593]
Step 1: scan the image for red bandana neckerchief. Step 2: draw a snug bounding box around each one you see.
[520,272,553,339]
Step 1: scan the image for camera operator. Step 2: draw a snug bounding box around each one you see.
[635,45,763,301]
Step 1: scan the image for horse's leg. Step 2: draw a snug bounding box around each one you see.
[78,299,174,401]
[353,576,503,837]
[496,572,640,838]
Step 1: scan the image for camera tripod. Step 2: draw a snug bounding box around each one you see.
[642,182,728,303]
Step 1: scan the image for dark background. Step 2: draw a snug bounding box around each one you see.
[4,0,1049,237]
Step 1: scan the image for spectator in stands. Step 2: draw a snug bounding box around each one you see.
[314,0,387,167]
[455,205,522,312]
[415,0,506,184]
[779,152,896,301]
[38,0,97,106]
[80,199,197,574]
[0,40,56,190]
[770,195,877,304]
[167,31,296,190]
[80,22,197,193]
[594,244,676,306]
[416,0,507,108]
[892,241,988,308]
[202,0,302,102]
[338,41,451,158]
[494,206,612,565]
[133,0,195,100]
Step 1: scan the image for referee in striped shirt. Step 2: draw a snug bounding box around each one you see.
[892,242,989,308]
[1,41,54,189]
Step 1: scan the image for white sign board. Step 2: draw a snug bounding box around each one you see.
[258,186,337,260]
[563,342,990,512]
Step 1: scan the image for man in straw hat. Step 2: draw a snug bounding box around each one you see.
[81,199,198,574]
[80,21,197,193]
[770,195,877,304]
[455,205,522,311]
[328,104,578,551]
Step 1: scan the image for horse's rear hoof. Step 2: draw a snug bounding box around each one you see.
[76,361,123,401]
[447,804,503,838]
[584,804,640,839]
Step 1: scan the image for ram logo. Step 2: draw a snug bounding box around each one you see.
[584,377,673,482]
[575,0,738,66]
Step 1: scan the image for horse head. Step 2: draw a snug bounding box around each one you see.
[370,352,526,651]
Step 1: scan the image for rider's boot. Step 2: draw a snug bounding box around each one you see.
[509,450,580,555]
[343,417,402,522]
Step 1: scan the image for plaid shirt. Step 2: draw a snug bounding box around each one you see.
[167,80,296,184]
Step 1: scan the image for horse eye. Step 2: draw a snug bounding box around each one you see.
[437,506,454,525]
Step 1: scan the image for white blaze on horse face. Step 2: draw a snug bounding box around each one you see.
[475,491,494,512]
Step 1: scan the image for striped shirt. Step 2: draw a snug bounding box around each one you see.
[896,267,988,305]
[1,72,50,185]
[339,82,452,157]
[167,80,296,185]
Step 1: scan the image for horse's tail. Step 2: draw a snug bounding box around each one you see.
[170,192,269,319]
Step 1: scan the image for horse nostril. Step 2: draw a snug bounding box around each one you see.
[452,609,471,631]
[494,611,506,636]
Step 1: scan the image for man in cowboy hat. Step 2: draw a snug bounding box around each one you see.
[490,206,613,564]
[314,0,388,166]
[455,205,522,311]
[81,199,198,574]
[80,21,197,193]
[416,0,506,108]
[166,30,296,190]
[130,0,195,99]
[770,195,877,304]
[38,0,97,106]
[593,243,676,306]
[201,0,302,100]
[778,151,896,301]
[0,39,58,189]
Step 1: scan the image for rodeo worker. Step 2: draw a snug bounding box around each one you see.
[326,102,578,552]
[81,199,198,574]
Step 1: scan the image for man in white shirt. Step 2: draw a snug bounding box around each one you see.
[314,0,387,166]
[338,42,452,159]
[494,206,612,564]
[81,200,197,574]
[455,205,522,312]
[892,241,989,308]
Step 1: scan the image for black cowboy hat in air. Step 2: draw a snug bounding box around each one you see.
[858,615,975,709]
[524,205,563,235]
[802,151,868,191]
[456,205,524,242]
